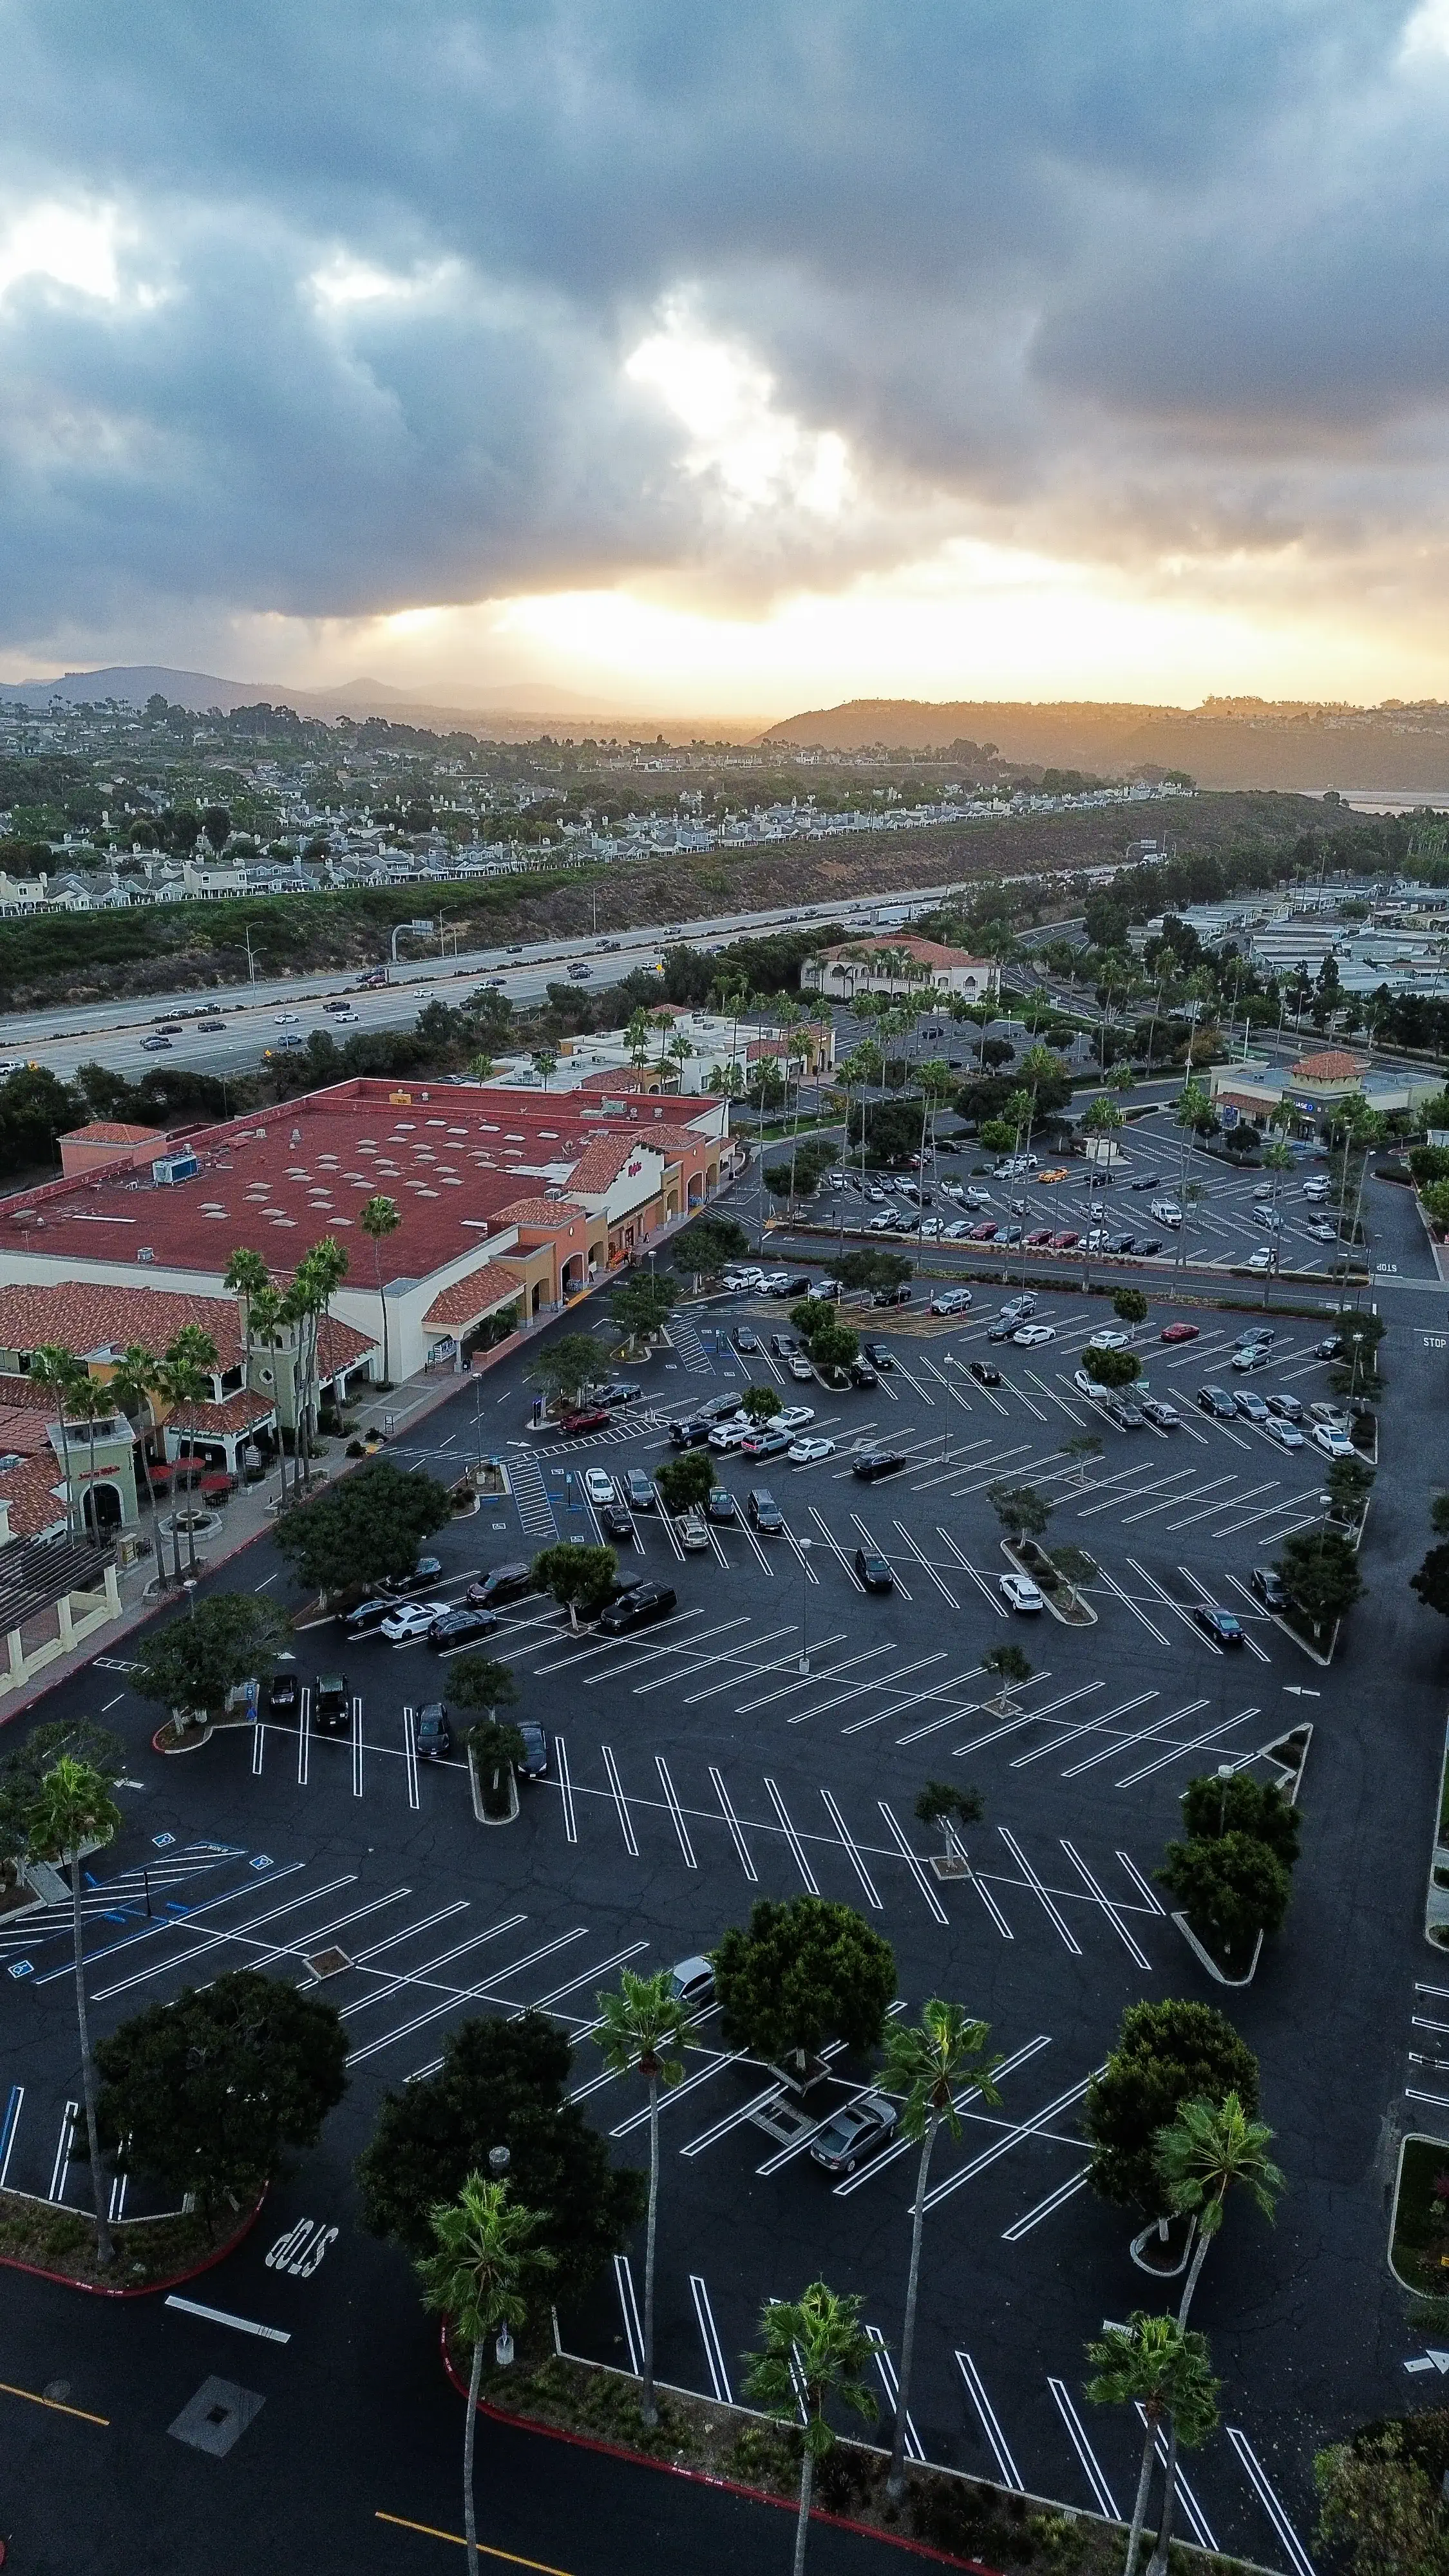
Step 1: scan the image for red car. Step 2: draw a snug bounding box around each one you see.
[1024,1227,1053,1247]
[559,1406,612,1435]
[969,1220,998,1240]
[1159,1322,1200,1345]
[1050,1230,1079,1250]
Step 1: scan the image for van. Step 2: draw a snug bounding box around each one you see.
[1150,1199,1182,1227]
[747,1488,784,1533]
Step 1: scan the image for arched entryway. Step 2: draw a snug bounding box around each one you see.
[83,1481,123,1536]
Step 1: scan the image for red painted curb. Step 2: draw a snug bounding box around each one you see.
[0,2186,266,2300]
[439,2329,1004,2575]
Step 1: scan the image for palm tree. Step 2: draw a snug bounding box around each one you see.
[155,1340,211,1574]
[592,1967,690,2425]
[62,1369,114,1542]
[1085,2311,1219,2576]
[530,1046,558,1092]
[109,1343,171,1577]
[746,2281,877,2576]
[30,1343,83,1539]
[247,1282,287,1497]
[880,2002,1003,2501]
[303,1236,350,1464]
[26,1757,122,2269]
[359,1195,402,1388]
[223,1246,269,1383]
[1171,1080,1212,1269]
[1156,2092,1283,2328]
[415,2175,554,2576]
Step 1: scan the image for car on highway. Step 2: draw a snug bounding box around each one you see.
[428,1605,500,1650]
[381,1600,451,1642]
[197,1016,225,1032]
[1264,1414,1305,1450]
[1197,1385,1237,1419]
[668,1955,715,2013]
[855,1546,895,1593]
[140,1033,172,1052]
[1193,1605,1244,1648]
[314,1674,350,1734]
[1312,1422,1356,1459]
[599,1502,634,1542]
[808,2092,900,2175]
[597,1581,676,1635]
[969,1359,1002,1387]
[466,1561,536,1609]
[790,1436,835,1464]
[999,1571,1044,1613]
[1013,1323,1056,1345]
[415,1702,453,1759]
[584,1468,616,1507]
[274,1012,299,1025]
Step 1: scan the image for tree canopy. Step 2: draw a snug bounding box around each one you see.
[1278,1528,1364,1630]
[670,1212,750,1275]
[95,1969,347,2215]
[129,1595,294,1723]
[357,2012,644,2303]
[533,1540,618,1620]
[654,1449,715,1514]
[1083,1998,1261,2215]
[1179,1773,1301,1866]
[272,1459,451,1598]
[0,1718,124,1864]
[1079,1346,1142,1390]
[525,1334,605,1408]
[1157,1830,1294,1971]
[714,1896,896,2074]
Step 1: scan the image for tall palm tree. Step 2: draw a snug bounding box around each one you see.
[1156,2092,1283,2328]
[880,2001,1003,2501]
[247,1282,287,1496]
[1171,1080,1212,1270]
[30,1342,83,1539]
[1085,2311,1220,2576]
[62,1369,114,1541]
[155,1341,210,1574]
[110,1343,171,1577]
[593,1967,690,2427]
[359,1195,402,1388]
[300,1236,349,1473]
[223,1246,269,1388]
[26,1757,122,2269]
[746,2281,877,2576]
[415,2175,553,2576]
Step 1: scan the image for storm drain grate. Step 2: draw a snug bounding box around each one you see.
[305,1947,351,1978]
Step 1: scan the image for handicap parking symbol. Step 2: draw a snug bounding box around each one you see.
[249,1854,274,1871]
[151,1832,175,1849]
[8,1960,33,1979]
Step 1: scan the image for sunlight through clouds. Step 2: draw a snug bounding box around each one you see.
[627,301,851,518]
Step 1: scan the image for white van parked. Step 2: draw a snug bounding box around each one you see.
[1150,1198,1183,1227]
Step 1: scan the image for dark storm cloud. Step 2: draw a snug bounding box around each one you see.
[1,0,1445,650]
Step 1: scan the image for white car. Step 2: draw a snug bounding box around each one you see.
[789,1436,835,1464]
[999,1571,1045,1613]
[931,1288,972,1315]
[678,1517,710,1551]
[585,1468,616,1506]
[943,1220,971,1240]
[1073,1367,1106,1401]
[776,1405,816,1433]
[918,1218,943,1239]
[274,1011,299,1025]
[868,1213,898,1233]
[788,1354,815,1381]
[1013,1323,1056,1346]
[723,1269,765,1291]
[1302,1179,1331,1200]
[1088,1327,1130,1350]
[1312,1422,1355,1459]
[762,1272,791,1293]
[708,1419,753,1452]
[963,1188,993,1208]
[381,1601,451,1642]
[1307,1221,1336,1242]
[1264,1415,1305,1450]
[1246,1247,1273,1273]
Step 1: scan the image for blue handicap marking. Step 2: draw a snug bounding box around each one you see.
[152,1832,176,1849]
[249,1855,274,1871]
[82,1870,97,1886]
[8,1960,33,1979]
[164,1900,190,1914]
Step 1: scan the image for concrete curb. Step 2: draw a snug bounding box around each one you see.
[0,2186,266,2300]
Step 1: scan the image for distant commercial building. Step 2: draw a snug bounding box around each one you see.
[488,1007,833,1099]
[800,934,1000,1006]
[1209,1046,1440,1133]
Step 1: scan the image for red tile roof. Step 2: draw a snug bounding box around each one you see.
[1289,1050,1365,1081]
[497,1197,587,1229]
[0,1457,67,1540]
[166,1392,278,1435]
[0,1283,245,1369]
[565,1136,661,1196]
[60,1120,166,1146]
[422,1267,526,1327]
[820,934,991,969]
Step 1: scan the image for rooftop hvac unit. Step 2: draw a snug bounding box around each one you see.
[151,1151,200,1186]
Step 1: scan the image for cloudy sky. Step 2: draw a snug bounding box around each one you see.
[6,1,1449,714]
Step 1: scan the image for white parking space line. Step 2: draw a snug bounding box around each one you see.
[876,1801,949,1924]
[340,1913,530,2021]
[0,2085,23,2190]
[781,1523,822,1586]
[1211,1492,1318,1540]
[1124,1557,1218,1645]
[890,1358,936,1407]
[685,1627,843,1710]
[764,1777,820,1892]
[1115,1472,1236,1530]
[866,2327,925,2464]
[251,1719,266,1776]
[90,1872,358,2002]
[710,1765,759,1880]
[1115,1850,1167,1914]
[833,2035,1051,2197]
[346,1926,591,2067]
[951,1680,1088,1759]
[995,1828,1082,1954]
[48,2102,77,2203]
[1048,2375,1121,2519]
[1059,1842,1152,1967]
[1166,1479,1278,1535]
[656,1757,697,1867]
[849,1513,913,1598]
[1010,1690,1158,1770]
[1075,1464,1197,1522]
[737,1634,871,1718]
[936,1529,1010,1616]
[820,1789,883,1908]
[599,1746,639,1855]
[298,1685,311,1787]
[538,1607,708,1678]
[402,1707,420,1810]
[905,1434,998,1495]
[1059,1696,1209,1781]
[1025,1367,1086,1423]
[891,1520,959,1606]
[509,1938,650,2028]
[351,1698,363,1799]
[1116,1705,1260,1790]
[1137,2407,1218,2551]
[683,2050,848,2159]
[691,2275,734,2404]
[955,2351,1023,2490]
[1095,1564,1172,1645]
[808,1647,949,1730]
[1002,2166,1092,2241]
[808,1504,868,1590]
[1226,2426,1318,2576]
[629,1615,761,1697]
[554,1734,578,1843]
[614,2254,644,2374]
[922,2068,1102,2213]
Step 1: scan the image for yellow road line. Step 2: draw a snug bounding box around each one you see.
[0,2378,109,2427]
[374,2510,573,2573]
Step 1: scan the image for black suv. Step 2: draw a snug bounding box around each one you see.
[267,1669,299,1716]
[314,1674,350,1734]
[853,1450,907,1482]
[748,1488,784,1533]
[863,1342,895,1370]
[466,1561,536,1609]
[1250,1566,1287,1611]
[428,1606,499,1650]
[669,1417,711,1448]
[597,1581,676,1636]
[855,1546,895,1593]
[848,1359,878,1388]
[415,1701,452,1759]
[625,1470,656,1511]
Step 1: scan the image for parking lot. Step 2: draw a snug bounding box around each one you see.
[3,1233,1445,2575]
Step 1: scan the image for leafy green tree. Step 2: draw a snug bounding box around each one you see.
[1084,2000,1261,2215]
[448,1654,519,1721]
[416,2176,554,2576]
[739,1385,782,1424]
[913,1783,983,1868]
[1179,1772,1300,1865]
[1325,1454,1375,1516]
[1060,1431,1104,1487]
[1157,1830,1293,1971]
[533,1540,618,1631]
[1278,1528,1363,1634]
[0,1719,124,1865]
[272,1459,451,1600]
[609,1269,679,1349]
[714,1896,896,2079]
[1086,2312,1220,2576]
[1157,2092,1283,2326]
[525,1332,605,1411]
[97,1968,347,2215]
[466,1714,526,1817]
[1113,1287,1148,1329]
[986,1480,1052,1544]
[357,2014,644,2300]
[28,1759,122,2266]
[359,1194,402,1385]
[806,1318,859,1375]
[880,2002,1002,2500]
[654,1450,715,1515]
[746,2282,877,2576]
[594,1969,690,2427]
[670,1213,750,1275]
[129,1595,294,1727]
[981,1643,1032,1709]
[836,1249,911,1293]
[1080,1345,1142,1390]
[1316,2423,1449,2576]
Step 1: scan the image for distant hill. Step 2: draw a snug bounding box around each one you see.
[762,696,1449,793]
[0,663,765,741]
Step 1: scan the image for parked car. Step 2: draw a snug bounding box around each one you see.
[734,1326,759,1353]
[1265,1392,1304,1422]
[748,1488,785,1533]
[776,1406,815,1433]
[674,1417,714,1448]
[1049,1231,1079,1251]
[1251,1566,1287,1610]
[849,1359,878,1387]
[1308,1401,1349,1428]
[428,1606,500,1649]
[999,1571,1044,1613]
[852,1450,907,1481]
[855,1546,895,1593]
[873,1283,913,1309]
[1312,1422,1355,1459]
[1231,1343,1271,1372]
[931,1288,972,1315]
[596,1581,677,1634]
[1233,1390,1271,1423]
[1246,1247,1273,1273]
[515,1721,550,1779]
[466,1560,538,1609]
[384,1556,445,1596]
[314,1673,350,1732]
[1134,1237,1163,1256]
[1193,1605,1244,1647]
[345,1596,393,1637]
[678,1516,711,1551]
[1264,1414,1305,1450]
[1307,1220,1337,1242]
[1140,1397,1180,1430]
[1197,1385,1237,1419]
[667,1955,715,2012]
[705,1488,738,1523]
[808,2092,900,2175]
[1088,1327,1130,1351]
[599,1503,635,1542]
[267,1669,300,1716]
[559,1406,611,1436]
[788,1354,815,1382]
[709,1419,752,1453]
[969,1359,1002,1387]
[381,1601,451,1642]
[1159,1321,1199,1345]
[742,1427,791,1459]
[999,1294,1036,1321]
[625,1470,656,1511]
[593,1381,641,1408]
[1013,1323,1056,1345]
[584,1468,617,1506]
[415,1701,453,1759]
[790,1436,835,1463]
[863,1343,895,1370]
[1315,1336,1343,1360]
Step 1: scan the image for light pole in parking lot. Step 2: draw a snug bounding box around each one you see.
[797,1535,813,1674]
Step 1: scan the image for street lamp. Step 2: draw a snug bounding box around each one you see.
[182,1577,196,1622]
[797,1537,814,1674]
[488,2144,515,2364]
